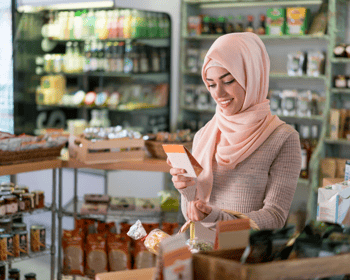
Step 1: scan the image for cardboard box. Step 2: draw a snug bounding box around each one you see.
[266,8,286,35]
[321,158,337,179]
[330,109,341,139]
[135,198,160,212]
[323,177,345,187]
[317,181,350,225]
[286,7,309,35]
[96,267,155,280]
[336,158,347,179]
[214,219,250,250]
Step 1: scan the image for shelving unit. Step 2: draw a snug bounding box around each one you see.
[180,0,334,221]
[0,159,60,280]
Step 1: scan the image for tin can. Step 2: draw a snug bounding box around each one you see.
[345,160,350,181]
[13,230,28,258]
[30,226,45,252]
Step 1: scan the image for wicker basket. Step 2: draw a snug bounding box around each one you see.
[0,145,64,165]
[145,140,193,159]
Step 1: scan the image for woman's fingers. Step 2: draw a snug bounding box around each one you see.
[169,168,186,176]
[195,201,212,215]
[166,157,172,167]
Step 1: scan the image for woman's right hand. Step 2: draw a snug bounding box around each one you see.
[167,158,196,190]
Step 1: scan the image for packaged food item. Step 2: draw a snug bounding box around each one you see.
[269,90,282,115]
[20,193,34,212]
[12,223,26,232]
[107,233,131,271]
[287,52,305,76]
[80,203,108,215]
[135,198,161,212]
[306,51,325,77]
[14,185,29,193]
[30,225,46,252]
[281,90,297,116]
[4,195,18,215]
[0,198,5,217]
[62,229,84,276]
[0,263,5,280]
[0,234,8,261]
[335,75,347,88]
[184,85,197,108]
[24,273,36,280]
[13,230,28,258]
[286,7,309,35]
[196,85,210,110]
[0,218,12,233]
[97,221,116,234]
[266,8,285,35]
[8,268,20,280]
[4,234,14,260]
[84,91,97,106]
[187,16,202,36]
[31,191,45,209]
[127,220,169,255]
[85,233,108,276]
[186,48,199,73]
[84,194,110,204]
[297,90,312,117]
[109,197,135,211]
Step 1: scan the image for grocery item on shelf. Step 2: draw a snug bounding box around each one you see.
[329,109,350,140]
[187,16,202,36]
[266,8,286,35]
[36,75,66,105]
[287,52,305,76]
[62,229,85,276]
[30,225,46,252]
[109,197,135,211]
[85,233,108,276]
[107,233,131,271]
[158,190,179,212]
[334,75,347,88]
[286,7,309,35]
[135,198,161,212]
[67,119,88,136]
[307,51,325,77]
[333,44,347,58]
[24,273,36,280]
[308,0,328,36]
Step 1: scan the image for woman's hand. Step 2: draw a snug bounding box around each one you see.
[187,200,212,221]
[167,157,196,190]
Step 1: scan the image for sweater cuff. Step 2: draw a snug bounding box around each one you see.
[178,184,196,201]
[201,205,221,224]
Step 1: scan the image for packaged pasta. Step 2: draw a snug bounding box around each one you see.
[127,220,170,255]
[62,229,84,276]
[107,233,131,271]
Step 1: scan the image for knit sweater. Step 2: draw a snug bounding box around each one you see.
[179,123,302,231]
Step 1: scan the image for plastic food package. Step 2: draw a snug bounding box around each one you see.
[297,90,313,117]
[269,90,282,115]
[307,51,325,77]
[107,233,131,271]
[127,220,170,255]
[287,52,305,76]
[186,238,213,254]
[85,233,108,277]
[281,90,298,116]
[62,229,84,276]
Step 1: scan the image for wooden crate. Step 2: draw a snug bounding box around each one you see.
[68,134,145,164]
[193,249,350,280]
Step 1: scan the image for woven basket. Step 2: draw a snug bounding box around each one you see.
[145,140,193,159]
[0,145,64,165]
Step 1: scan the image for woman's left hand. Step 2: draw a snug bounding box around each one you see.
[187,200,212,221]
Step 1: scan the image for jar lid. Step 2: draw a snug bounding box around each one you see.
[12,190,25,195]
[30,225,45,230]
[25,273,36,277]
[0,182,15,187]
[9,268,20,273]
[31,190,44,194]
[0,187,14,192]
[0,218,12,223]
[12,223,26,229]
[4,195,17,200]
[22,193,34,198]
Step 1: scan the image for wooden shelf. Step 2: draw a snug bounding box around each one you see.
[184,34,330,41]
[62,157,170,173]
[0,159,62,176]
[184,0,323,8]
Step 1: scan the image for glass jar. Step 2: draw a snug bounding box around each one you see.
[31,191,45,209]
[0,187,14,193]
[0,263,5,280]
[0,218,12,233]
[14,185,29,193]
[12,190,24,212]
[8,268,20,280]
[0,182,15,189]
[12,223,26,232]
[0,198,5,217]
[20,194,34,212]
[24,273,36,280]
[4,195,18,215]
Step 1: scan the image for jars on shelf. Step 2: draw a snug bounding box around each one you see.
[4,195,18,215]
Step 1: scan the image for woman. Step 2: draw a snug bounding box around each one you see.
[168,32,301,236]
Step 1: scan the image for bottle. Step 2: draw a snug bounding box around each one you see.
[104,42,112,72]
[111,42,118,72]
[97,42,105,72]
[245,15,254,32]
[67,11,75,40]
[334,44,346,58]
[73,42,82,72]
[90,40,98,72]
[140,45,149,73]
[106,10,114,39]
[131,9,140,38]
[151,47,160,72]
[159,47,168,72]
[64,41,74,73]
[308,0,328,36]
[132,44,140,73]
[235,15,244,32]
[256,14,266,35]
[310,125,319,153]
[100,10,109,40]
[300,125,311,179]
[140,11,148,38]
[117,9,125,38]
[216,16,226,35]
[86,9,96,39]
[81,10,89,40]
[124,9,132,38]
[163,14,170,38]
[124,41,133,73]
[226,15,235,34]
[73,10,83,40]
[83,41,91,72]
[109,10,118,39]
[116,42,125,73]
[202,16,210,35]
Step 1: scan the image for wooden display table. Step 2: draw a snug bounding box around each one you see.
[96,267,155,280]
[62,157,171,172]
[0,159,62,176]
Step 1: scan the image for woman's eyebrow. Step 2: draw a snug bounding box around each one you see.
[206,72,232,81]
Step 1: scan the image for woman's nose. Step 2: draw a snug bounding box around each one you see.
[213,84,225,98]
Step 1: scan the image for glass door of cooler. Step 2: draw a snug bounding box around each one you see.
[13,3,171,136]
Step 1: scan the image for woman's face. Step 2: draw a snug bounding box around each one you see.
[206,66,246,116]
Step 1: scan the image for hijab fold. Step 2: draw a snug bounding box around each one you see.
[192,33,285,203]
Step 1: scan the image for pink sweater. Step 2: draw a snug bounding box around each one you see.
[180,124,302,230]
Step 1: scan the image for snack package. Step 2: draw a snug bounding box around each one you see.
[281,90,298,116]
[107,233,131,271]
[97,221,116,234]
[62,229,84,276]
[266,8,286,35]
[297,90,313,117]
[269,90,282,115]
[127,220,170,255]
[85,233,108,277]
[286,7,309,35]
[307,51,325,77]
[287,51,305,76]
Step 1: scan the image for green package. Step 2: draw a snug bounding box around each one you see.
[266,8,286,36]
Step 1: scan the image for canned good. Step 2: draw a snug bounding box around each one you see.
[31,191,45,209]
[0,263,5,280]
[44,54,53,73]
[0,218,12,233]
[13,230,28,258]
[30,225,45,252]
[4,195,18,215]
[0,234,14,260]
[8,268,20,280]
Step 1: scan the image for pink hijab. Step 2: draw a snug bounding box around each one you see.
[193,32,284,203]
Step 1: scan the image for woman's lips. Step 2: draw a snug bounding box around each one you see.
[219,98,233,108]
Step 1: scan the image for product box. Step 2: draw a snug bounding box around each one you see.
[321,158,337,179]
[96,267,155,280]
[336,158,347,178]
[80,203,108,215]
[84,194,110,204]
[135,198,160,212]
[214,219,250,250]
[160,233,193,280]
[286,7,309,35]
[323,177,344,187]
[329,109,347,140]
[317,181,350,225]
[109,197,135,211]
[266,8,286,35]
[187,16,202,36]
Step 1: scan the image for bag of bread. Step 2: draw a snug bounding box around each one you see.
[62,229,84,276]
[85,233,108,277]
[127,220,170,269]
[107,233,131,271]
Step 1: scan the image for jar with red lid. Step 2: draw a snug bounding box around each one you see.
[4,195,18,215]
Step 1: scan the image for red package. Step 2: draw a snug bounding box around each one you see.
[107,233,131,271]
[85,233,108,277]
[62,229,84,276]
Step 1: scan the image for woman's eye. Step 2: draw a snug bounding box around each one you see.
[208,84,216,88]
[224,79,235,85]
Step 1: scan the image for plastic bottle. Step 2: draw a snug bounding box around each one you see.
[97,41,105,72]
[131,9,138,38]
[90,41,98,72]
[83,41,91,72]
[74,11,83,40]
[124,41,133,73]
[73,42,82,72]
[164,14,170,38]
[106,10,114,39]
[100,10,109,40]
[140,11,147,38]
[109,10,118,39]
[117,9,125,38]
[68,11,75,40]
[81,10,89,40]
[123,9,132,39]
[86,9,96,39]
[64,41,74,73]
